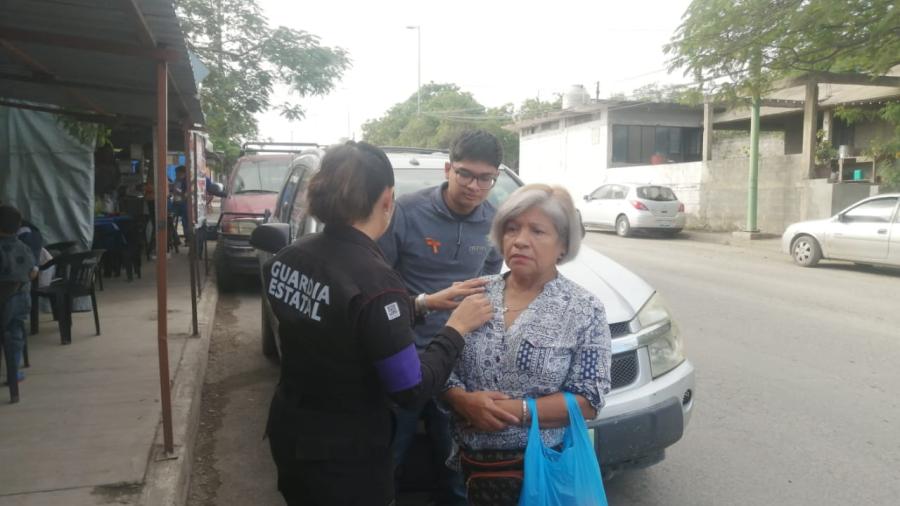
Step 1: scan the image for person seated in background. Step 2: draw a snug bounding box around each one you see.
[0,204,39,403]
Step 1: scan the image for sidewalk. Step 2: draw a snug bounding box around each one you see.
[0,249,218,506]
[681,230,784,254]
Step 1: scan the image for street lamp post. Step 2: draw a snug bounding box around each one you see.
[406,25,421,115]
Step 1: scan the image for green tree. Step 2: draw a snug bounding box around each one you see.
[176,0,350,167]
[665,0,900,216]
[629,82,702,105]
[517,96,561,120]
[362,83,520,168]
[665,0,899,100]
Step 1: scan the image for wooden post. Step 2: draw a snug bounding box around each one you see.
[155,58,173,455]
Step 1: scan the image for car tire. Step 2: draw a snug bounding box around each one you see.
[261,299,279,362]
[214,246,236,292]
[616,215,632,237]
[791,235,822,267]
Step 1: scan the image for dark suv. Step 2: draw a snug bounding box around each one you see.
[251,147,695,481]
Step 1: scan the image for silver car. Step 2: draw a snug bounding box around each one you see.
[579,183,686,237]
[782,193,900,267]
[252,148,695,478]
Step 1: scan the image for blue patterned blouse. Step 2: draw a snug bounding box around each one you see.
[444,272,612,461]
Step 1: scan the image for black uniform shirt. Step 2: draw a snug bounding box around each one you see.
[263,225,464,455]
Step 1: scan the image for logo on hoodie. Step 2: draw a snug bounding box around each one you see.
[425,237,441,254]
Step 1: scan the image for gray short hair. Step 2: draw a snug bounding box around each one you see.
[491,184,581,264]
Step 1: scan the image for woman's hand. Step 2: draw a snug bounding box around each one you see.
[426,278,489,311]
[445,389,520,432]
[445,294,493,335]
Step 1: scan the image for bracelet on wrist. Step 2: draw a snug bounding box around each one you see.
[415,293,430,317]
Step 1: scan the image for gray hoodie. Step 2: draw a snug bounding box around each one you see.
[378,183,503,348]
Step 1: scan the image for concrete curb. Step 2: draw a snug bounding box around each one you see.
[682,230,783,254]
[139,274,219,506]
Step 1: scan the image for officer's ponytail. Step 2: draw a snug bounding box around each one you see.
[308,141,395,226]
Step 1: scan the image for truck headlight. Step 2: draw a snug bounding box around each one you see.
[222,217,262,236]
[635,293,685,378]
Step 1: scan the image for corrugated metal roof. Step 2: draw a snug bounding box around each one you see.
[0,0,203,126]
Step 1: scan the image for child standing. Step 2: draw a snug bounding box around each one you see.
[0,205,38,404]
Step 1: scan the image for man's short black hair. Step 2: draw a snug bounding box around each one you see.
[0,205,22,235]
[449,130,503,169]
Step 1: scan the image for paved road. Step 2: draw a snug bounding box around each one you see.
[589,231,900,506]
[190,234,900,505]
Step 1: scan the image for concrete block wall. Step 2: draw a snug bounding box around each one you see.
[698,154,808,232]
[712,131,785,159]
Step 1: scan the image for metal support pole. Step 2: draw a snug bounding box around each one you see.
[184,128,199,336]
[155,58,174,454]
[416,27,421,115]
[746,95,761,232]
[407,25,421,115]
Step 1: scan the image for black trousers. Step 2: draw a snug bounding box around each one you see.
[267,392,395,506]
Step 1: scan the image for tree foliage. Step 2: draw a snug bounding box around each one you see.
[665,0,900,100]
[362,83,520,168]
[517,96,562,120]
[628,82,702,104]
[666,0,900,191]
[176,0,350,166]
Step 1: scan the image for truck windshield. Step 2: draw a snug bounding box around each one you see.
[232,159,292,194]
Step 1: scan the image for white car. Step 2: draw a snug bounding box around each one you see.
[579,183,686,237]
[782,193,900,267]
[252,149,696,479]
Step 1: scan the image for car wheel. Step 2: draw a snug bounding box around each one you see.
[214,246,236,292]
[791,235,822,267]
[616,215,632,237]
[261,299,279,362]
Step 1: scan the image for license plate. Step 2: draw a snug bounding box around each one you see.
[657,221,672,228]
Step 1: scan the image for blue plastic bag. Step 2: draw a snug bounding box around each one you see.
[519,392,608,506]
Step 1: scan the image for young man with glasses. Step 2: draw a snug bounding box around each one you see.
[378,130,504,505]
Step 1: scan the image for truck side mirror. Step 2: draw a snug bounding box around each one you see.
[250,223,290,254]
[207,182,226,198]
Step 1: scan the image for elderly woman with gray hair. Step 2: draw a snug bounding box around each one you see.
[441,183,612,505]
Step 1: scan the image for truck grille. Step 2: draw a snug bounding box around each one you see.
[608,321,630,338]
[610,351,638,390]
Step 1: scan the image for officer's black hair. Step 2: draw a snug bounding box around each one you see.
[307,141,395,226]
[0,204,22,235]
[449,129,503,169]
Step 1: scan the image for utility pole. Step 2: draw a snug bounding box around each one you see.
[406,25,421,115]
[745,53,762,234]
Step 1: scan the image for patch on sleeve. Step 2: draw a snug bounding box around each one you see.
[384,302,401,321]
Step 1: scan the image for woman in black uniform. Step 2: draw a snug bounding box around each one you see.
[263,141,492,506]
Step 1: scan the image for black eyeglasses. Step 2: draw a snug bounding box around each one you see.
[453,168,498,190]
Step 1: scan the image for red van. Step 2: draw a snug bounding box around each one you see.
[213,153,294,290]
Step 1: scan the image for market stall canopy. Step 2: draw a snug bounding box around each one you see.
[0,0,204,127]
